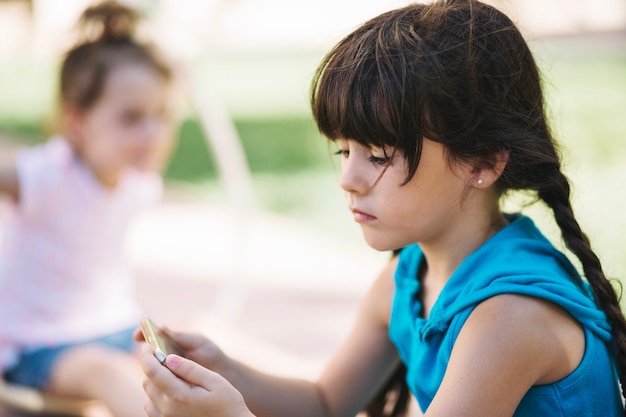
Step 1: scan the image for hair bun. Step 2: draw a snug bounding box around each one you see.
[78,0,140,42]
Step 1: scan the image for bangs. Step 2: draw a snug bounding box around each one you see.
[311,38,399,150]
[310,6,438,181]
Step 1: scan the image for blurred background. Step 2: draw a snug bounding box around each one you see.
[0,0,625,410]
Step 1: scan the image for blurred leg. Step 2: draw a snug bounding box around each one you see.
[48,345,146,417]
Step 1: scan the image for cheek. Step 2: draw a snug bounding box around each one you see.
[89,133,132,162]
[379,183,439,230]
[115,123,140,139]
[84,120,122,148]
[156,126,175,149]
[158,135,176,159]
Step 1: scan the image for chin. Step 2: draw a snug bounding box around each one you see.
[362,230,415,252]
[132,161,156,172]
[362,234,397,252]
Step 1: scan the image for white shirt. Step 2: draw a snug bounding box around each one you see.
[0,137,162,371]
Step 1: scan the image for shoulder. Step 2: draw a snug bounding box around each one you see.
[13,138,75,213]
[457,294,584,386]
[16,137,73,181]
[426,294,585,415]
[17,137,72,163]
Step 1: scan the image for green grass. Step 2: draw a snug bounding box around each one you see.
[163,116,329,182]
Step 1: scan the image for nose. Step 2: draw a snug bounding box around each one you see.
[339,156,370,195]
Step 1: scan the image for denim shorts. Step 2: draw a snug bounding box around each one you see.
[2,327,138,390]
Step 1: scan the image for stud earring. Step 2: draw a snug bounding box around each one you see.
[477,178,484,186]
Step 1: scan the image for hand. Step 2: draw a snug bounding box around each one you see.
[134,326,228,372]
[140,345,255,417]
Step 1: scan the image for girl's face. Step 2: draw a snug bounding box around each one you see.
[337,138,472,251]
[68,63,175,187]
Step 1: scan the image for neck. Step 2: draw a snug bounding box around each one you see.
[66,133,121,189]
[420,208,508,285]
[73,151,121,189]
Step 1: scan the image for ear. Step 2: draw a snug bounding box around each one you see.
[470,150,509,189]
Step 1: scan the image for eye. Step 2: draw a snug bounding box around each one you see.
[368,155,390,166]
[368,147,392,166]
[333,149,349,158]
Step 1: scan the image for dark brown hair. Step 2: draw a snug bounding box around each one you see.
[311,1,626,416]
[60,0,172,110]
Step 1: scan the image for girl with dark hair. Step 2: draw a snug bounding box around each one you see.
[0,1,176,415]
[138,1,625,416]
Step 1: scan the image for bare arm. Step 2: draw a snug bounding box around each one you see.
[315,256,401,416]
[0,152,20,201]
[221,256,401,417]
[424,294,585,417]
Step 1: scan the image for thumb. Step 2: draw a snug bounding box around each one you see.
[162,328,204,349]
[164,354,218,389]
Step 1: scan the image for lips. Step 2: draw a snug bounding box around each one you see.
[350,207,377,223]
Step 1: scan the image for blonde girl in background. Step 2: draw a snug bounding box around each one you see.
[137,1,626,416]
[0,1,176,416]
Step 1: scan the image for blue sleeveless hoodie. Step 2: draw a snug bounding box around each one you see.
[389,214,623,416]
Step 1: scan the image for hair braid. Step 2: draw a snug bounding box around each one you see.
[538,168,626,414]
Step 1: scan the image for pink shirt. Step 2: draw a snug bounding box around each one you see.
[0,137,162,372]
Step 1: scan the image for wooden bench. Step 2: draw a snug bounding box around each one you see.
[0,378,100,416]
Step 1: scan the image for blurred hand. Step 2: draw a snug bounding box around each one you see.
[140,345,255,417]
[134,326,228,372]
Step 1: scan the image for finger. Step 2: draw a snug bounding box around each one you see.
[133,327,146,342]
[140,344,186,390]
[164,354,222,389]
[142,377,160,404]
[144,399,162,417]
[141,345,204,400]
